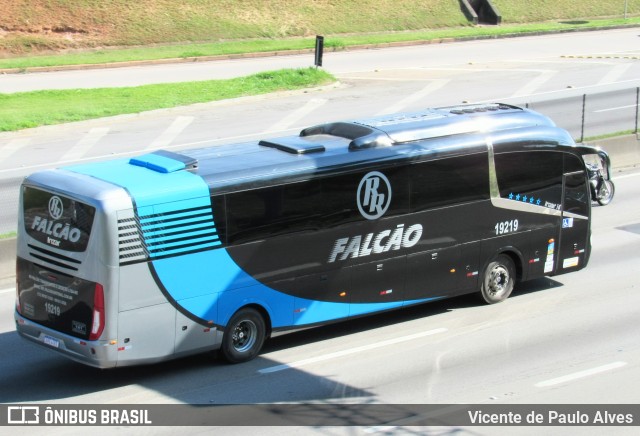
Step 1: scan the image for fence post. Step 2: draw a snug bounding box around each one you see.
[635,87,639,134]
[580,94,586,143]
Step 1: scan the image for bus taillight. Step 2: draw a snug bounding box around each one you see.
[89,283,105,340]
[15,264,21,315]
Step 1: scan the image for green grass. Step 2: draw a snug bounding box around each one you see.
[493,0,640,22]
[0,231,16,239]
[0,68,335,131]
[1,16,639,71]
[583,130,637,142]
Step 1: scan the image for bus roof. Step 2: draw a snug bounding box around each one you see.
[184,103,579,191]
[64,103,585,196]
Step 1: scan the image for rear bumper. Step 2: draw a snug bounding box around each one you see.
[15,311,118,369]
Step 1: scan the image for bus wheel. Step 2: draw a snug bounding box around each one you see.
[221,308,266,363]
[480,254,515,304]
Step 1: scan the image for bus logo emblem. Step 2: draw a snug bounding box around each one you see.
[357,171,392,220]
[48,196,64,220]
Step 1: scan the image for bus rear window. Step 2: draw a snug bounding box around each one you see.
[23,187,96,252]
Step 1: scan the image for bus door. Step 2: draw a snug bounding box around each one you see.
[557,169,591,274]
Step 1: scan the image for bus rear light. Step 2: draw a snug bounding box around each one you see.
[15,264,21,315]
[89,283,105,341]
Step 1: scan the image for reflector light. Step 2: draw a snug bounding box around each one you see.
[89,283,105,341]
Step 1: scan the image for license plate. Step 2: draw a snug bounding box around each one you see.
[43,335,60,348]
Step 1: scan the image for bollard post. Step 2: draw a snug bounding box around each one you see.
[635,87,639,134]
[580,94,586,143]
[314,35,324,68]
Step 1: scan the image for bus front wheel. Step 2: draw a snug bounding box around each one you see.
[221,307,266,363]
[479,254,515,304]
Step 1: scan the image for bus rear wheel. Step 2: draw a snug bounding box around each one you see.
[221,308,266,363]
[479,254,515,304]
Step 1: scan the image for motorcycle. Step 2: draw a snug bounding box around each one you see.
[586,150,615,206]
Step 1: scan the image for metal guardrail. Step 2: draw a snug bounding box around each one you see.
[526,87,640,142]
[0,88,639,235]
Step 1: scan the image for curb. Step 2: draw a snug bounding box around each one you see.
[1,23,639,75]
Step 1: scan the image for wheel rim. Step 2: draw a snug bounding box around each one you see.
[598,181,613,203]
[487,264,510,298]
[599,185,609,200]
[231,319,258,353]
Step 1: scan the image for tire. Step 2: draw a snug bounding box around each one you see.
[479,254,516,304]
[221,307,266,363]
[596,180,615,206]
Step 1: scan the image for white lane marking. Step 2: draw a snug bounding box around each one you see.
[0,138,30,163]
[535,361,627,388]
[60,127,109,161]
[340,76,443,82]
[598,63,633,85]
[376,79,450,115]
[144,116,194,151]
[0,288,15,294]
[258,327,448,374]
[511,70,557,98]
[594,104,637,113]
[263,98,327,133]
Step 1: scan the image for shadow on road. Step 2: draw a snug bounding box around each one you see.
[0,277,563,405]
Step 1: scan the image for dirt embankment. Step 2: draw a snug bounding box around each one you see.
[0,1,116,53]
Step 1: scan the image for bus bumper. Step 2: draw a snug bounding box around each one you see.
[15,311,119,369]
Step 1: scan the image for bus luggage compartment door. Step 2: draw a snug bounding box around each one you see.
[348,255,406,316]
[405,246,461,302]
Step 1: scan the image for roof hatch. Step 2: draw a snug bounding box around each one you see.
[129,150,198,173]
[259,137,326,154]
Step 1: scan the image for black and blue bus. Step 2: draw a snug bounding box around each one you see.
[15,103,596,367]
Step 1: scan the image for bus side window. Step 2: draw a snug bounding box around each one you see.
[210,195,227,244]
[410,153,489,211]
[226,180,323,244]
[494,151,563,208]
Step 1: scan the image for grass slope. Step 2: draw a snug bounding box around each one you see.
[492,0,640,22]
[0,0,468,53]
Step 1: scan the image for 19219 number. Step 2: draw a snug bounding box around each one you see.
[495,219,519,235]
[45,302,61,316]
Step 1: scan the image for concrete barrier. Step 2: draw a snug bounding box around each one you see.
[591,134,640,171]
[0,134,637,285]
[0,237,16,286]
